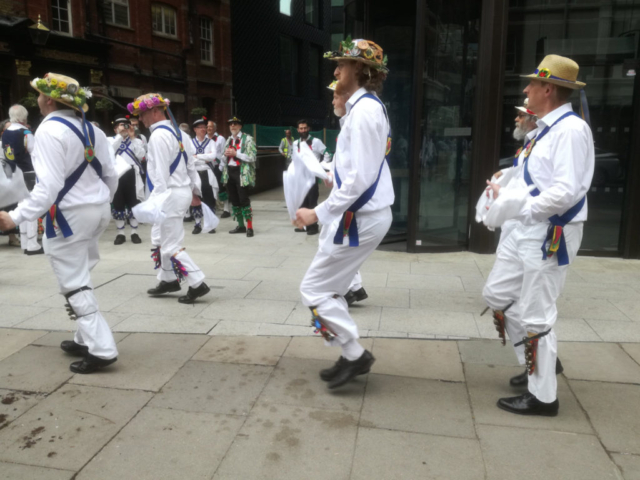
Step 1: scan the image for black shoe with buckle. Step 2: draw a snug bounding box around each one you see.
[178,282,211,304]
[147,280,181,296]
[131,233,142,244]
[320,356,372,382]
[192,225,202,235]
[510,357,564,387]
[294,228,306,233]
[229,226,247,234]
[306,225,319,236]
[70,354,117,374]
[183,215,194,222]
[328,350,375,389]
[60,340,89,356]
[208,229,216,234]
[246,228,254,238]
[25,247,44,256]
[497,392,559,416]
[344,288,368,306]
[221,211,231,219]
[114,234,126,245]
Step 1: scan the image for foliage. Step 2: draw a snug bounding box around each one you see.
[95,98,114,111]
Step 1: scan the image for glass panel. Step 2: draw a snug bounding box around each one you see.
[501,0,640,254]
[416,1,482,247]
[309,45,321,99]
[152,5,161,33]
[280,36,300,96]
[51,0,70,33]
[306,0,320,27]
[200,18,212,63]
[114,4,129,26]
[280,0,292,16]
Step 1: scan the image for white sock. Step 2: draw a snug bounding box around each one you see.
[224,200,230,212]
[342,339,365,361]
[115,219,125,233]
[129,217,139,235]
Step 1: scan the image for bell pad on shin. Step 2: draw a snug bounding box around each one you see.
[514,329,551,376]
[493,310,506,346]
[310,307,336,341]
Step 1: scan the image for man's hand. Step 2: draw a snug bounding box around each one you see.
[225,148,237,158]
[293,208,318,228]
[493,171,503,179]
[0,211,16,232]
[485,180,501,205]
[323,172,334,187]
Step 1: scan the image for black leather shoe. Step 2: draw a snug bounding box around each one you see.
[60,340,89,356]
[114,234,126,245]
[183,215,194,222]
[70,354,117,374]
[229,226,247,234]
[497,392,559,416]
[192,225,202,235]
[221,211,231,219]
[208,229,216,234]
[306,225,319,236]
[510,357,564,387]
[294,228,306,233]
[246,228,254,238]
[328,350,375,389]
[147,280,181,296]
[178,282,211,304]
[344,288,368,306]
[320,356,371,382]
[25,247,44,256]
[131,233,142,244]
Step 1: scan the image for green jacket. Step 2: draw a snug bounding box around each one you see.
[222,133,257,188]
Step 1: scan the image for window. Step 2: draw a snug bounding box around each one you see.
[152,4,177,37]
[305,0,320,27]
[51,0,72,35]
[280,0,292,16]
[103,0,130,28]
[200,18,213,65]
[309,45,322,99]
[280,36,300,96]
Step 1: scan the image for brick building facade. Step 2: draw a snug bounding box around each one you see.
[0,0,232,130]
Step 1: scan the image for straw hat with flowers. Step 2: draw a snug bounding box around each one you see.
[30,73,92,112]
[127,93,170,116]
[521,54,586,90]
[324,37,389,74]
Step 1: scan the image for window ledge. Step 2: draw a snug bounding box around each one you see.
[152,32,179,42]
[105,22,134,31]
[200,61,215,68]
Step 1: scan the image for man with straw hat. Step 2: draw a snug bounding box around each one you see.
[0,73,120,373]
[482,55,594,416]
[295,38,393,389]
[127,93,210,304]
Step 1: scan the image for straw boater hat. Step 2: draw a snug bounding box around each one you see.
[127,93,170,116]
[324,37,389,74]
[192,116,207,128]
[521,54,586,90]
[227,116,243,125]
[515,98,535,116]
[30,73,91,113]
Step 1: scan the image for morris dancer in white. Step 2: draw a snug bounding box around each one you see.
[296,38,392,389]
[208,120,230,218]
[190,116,218,234]
[0,73,119,373]
[108,114,145,245]
[128,93,210,304]
[482,55,594,416]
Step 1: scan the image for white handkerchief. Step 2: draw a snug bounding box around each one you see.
[132,190,171,224]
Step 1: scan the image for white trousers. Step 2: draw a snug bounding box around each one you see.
[19,219,39,251]
[43,203,118,360]
[349,272,363,292]
[483,222,583,403]
[150,186,205,287]
[300,207,392,347]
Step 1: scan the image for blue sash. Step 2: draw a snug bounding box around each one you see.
[146,126,188,193]
[118,138,142,169]
[523,111,585,266]
[45,117,103,239]
[333,93,391,247]
[192,137,210,154]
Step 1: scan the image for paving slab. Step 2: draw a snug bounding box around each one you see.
[0,284,58,306]
[351,427,484,480]
[611,299,640,322]
[622,343,640,365]
[457,339,521,366]
[69,333,209,392]
[464,363,593,434]
[213,403,358,480]
[360,259,411,274]
[556,297,628,321]
[612,454,640,480]
[257,323,313,336]
[150,361,272,416]
[560,343,640,384]
[209,320,261,336]
[588,320,640,342]
[77,407,244,480]
[284,301,381,331]
[370,338,464,381]
[410,290,485,312]
[0,328,47,361]
[0,346,75,393]
[0,389,46,430]
[283,336,373,362]
[213,254,287,268]
[0,384,151,471]
[31,331,129,348]
[111,292,213,317]
[410,261,483,277]
[243,267,308,284]
[348,286,410,308]
[571,380,640,455]
[0,463,75,480]
[360,374,475,439]
[477,424,621,480]
[15,309,130,331]
[246,281,303,302]
[561,282,638,301]
[193,335,290,365]
[0,305,49,327]
[387,273,465,291]
[257,357,366,412]
[197,298,297,324]
[380,307,479,337]
[112,313,219,334]
[474,315,601,343]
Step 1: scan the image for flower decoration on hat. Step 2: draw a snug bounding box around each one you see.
[537,68,550,79]
[31,73,91,113]
[324,36,389,74]
[127,93,170,116]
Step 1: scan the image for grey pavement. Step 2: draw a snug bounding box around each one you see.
[0,188,639,478]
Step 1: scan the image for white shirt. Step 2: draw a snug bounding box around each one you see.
[209,133,226,164]
[146,120,200,195]
[108,134,145,167]
[192,135,217,172]
[9,109,118,225]
[294,136,331,163]
[315,87,394,225]
[226,132,255,167]
[512,103,594,224]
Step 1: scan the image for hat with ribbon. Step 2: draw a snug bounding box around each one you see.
[30,73,92,113]
[515,98,536,116]
[324,37,389,74]
[521,54,586,90]
[127,93,170,116]
[227,116,243,125]
[192,116,207,128]
[112,114,130,125]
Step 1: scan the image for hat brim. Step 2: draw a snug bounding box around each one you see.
[325,55,389,74]
[515,106,536,115]
[30,79,89,113]
[227,120,243,125]
[520,74,586,90]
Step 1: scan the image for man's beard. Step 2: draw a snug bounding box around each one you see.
[513,125,526,141]
[334,107,346,117]
[300,132,309,140]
